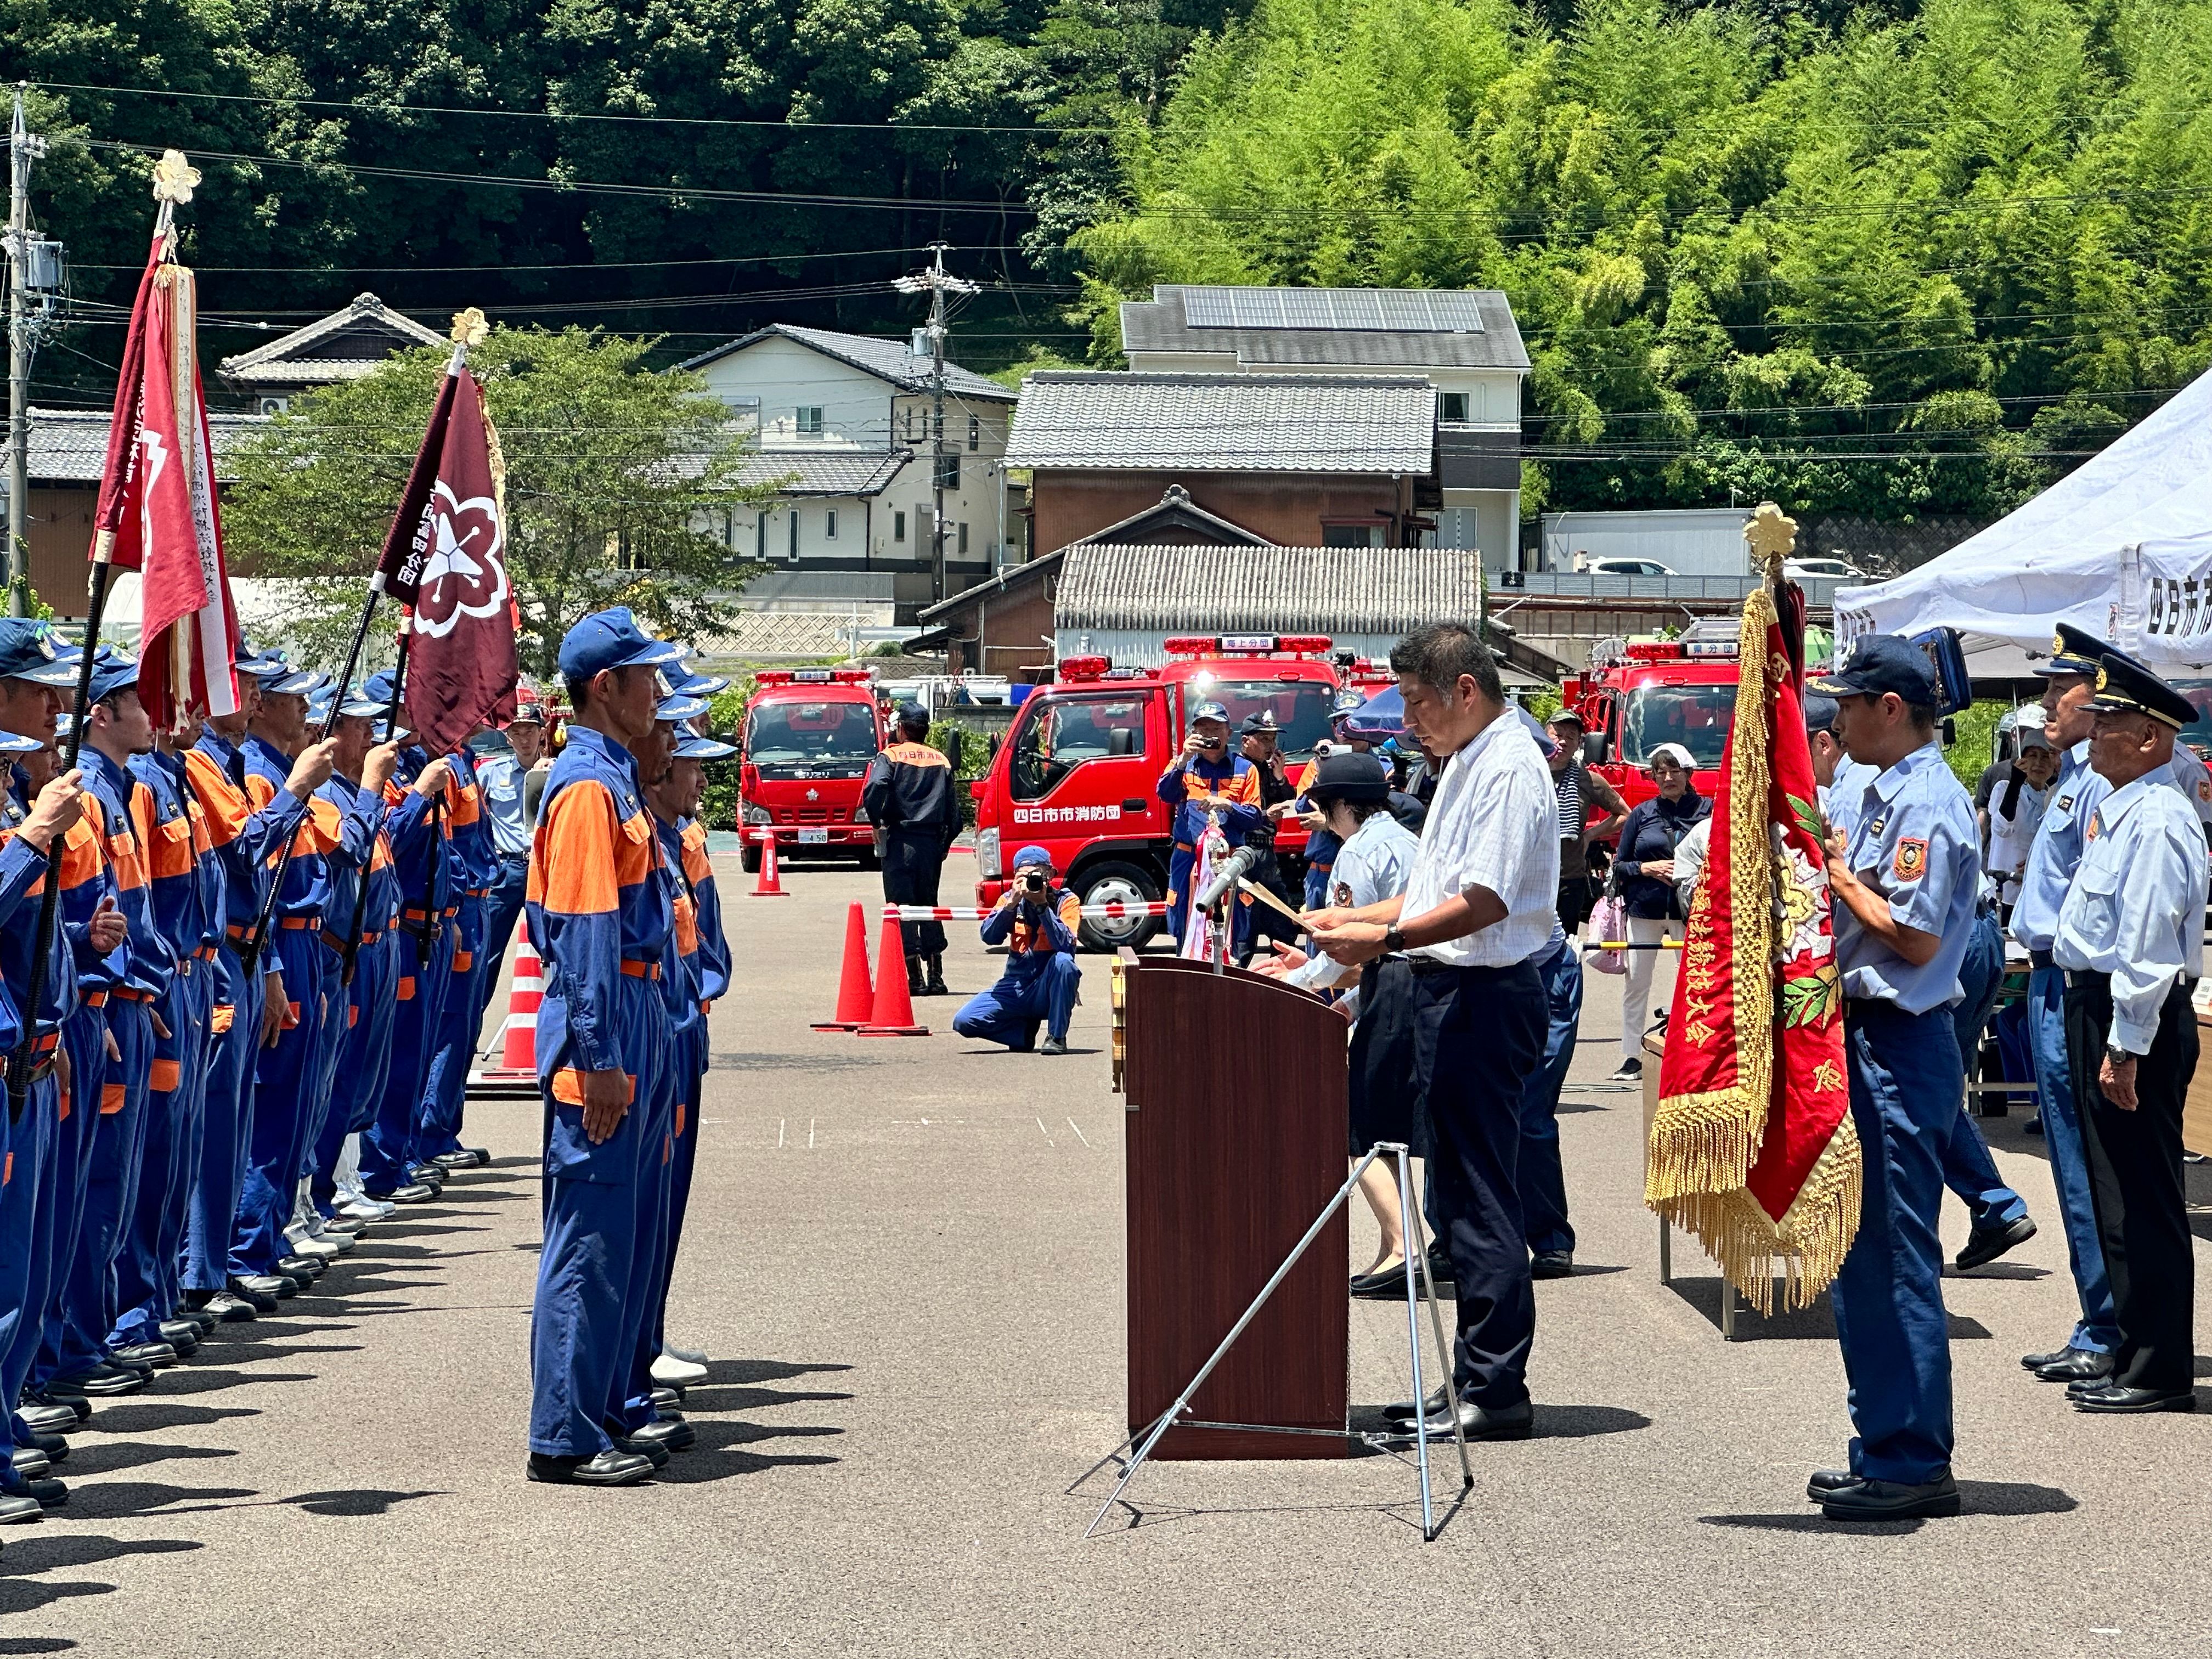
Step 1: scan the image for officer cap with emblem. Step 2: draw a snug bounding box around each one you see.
[1305,749,1391,804]
[2084,653,2196,730]
[1237,710,1280,736]
[0,619,77,687]
[2036,623,2115,679]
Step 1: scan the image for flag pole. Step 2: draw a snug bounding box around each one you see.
[242,309,486,972]
[6,156,196,1117]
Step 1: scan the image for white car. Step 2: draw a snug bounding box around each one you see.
[1578,556,1676,577]
[1785,556,1869,581]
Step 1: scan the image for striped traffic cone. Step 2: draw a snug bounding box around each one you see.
[467,938,543,1098]
[856,913,927,1037]
[751,828,791,897]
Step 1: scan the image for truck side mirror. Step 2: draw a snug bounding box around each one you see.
[969,780,986,800]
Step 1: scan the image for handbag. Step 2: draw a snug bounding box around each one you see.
[1584,872,1628,976]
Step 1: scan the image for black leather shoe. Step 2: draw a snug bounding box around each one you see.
[1424,1246,1455,1286]
[18,1404,75,1436]
[611,1436,671,1469]
[172,1303,220,1334]
[648,1387,681,1410]
[0,1493,41,1525]
[202,1291,258,1323]
[10,1452,46,1479]
[7,1476,65,1510]
[19,1434,66,1465]
[1384,1387,1447,1424]
[407,1164,447,1186]
[1821,1472,1959,1520]
[50,1366,142,1398]
[156,1319,203,1353]
[627,1417,696,1452]
[2036,1349,2114,1385]
[381,1183,437,1204]
[230,1276,286,1306]
[2021,1346,2076,1371]
[1416,1397,1533,1441]
[1348,1260,1410,1299]
[1530,1251,1574,1280]
[112,1341,178,1370]
[431,1151,477,1171]
[527,1449,653,1486]
[323,1215,367,1235]
[1955,1215,2036,1270]
[2073,1384,2196,1414]
[26,1389,89,1422]
[274,1255,325,1281]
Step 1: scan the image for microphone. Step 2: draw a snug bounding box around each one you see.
[1192,845,1259,912]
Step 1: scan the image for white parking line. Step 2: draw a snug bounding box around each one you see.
[808,1118,816,1149]
[777,1118,787,1150]
[1064,1118,1090,1148]
[1035,1115,1055,1146]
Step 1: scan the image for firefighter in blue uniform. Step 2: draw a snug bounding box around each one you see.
[1805,635,1982,1521]
[1157,700,1262,947]
[421,736,499,1171]
[525,608,685,1486]
[953,845,1084,1055]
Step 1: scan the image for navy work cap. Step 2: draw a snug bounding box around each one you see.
[672,733,736,761]
[896,701,930,726]
[2085,653,2196,730]
[234,636,291,679]
[1808,634,1936,704]
[2038,623,2112,679]
[1190,701,1230,726]
[259,663,320,697]
[1012,843,1053,871]
[0,620,77,687]
[1306,749,1390,804]
[85,652,142,707]
[558,608,683,682]
[1238,710,1280,736]
[1802,692,1840,735]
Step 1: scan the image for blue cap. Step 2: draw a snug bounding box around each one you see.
[1330,689,1366,719]
[0,620,77,687]
[669,667,729,697]
[1190,701,1230,725]
[233,636,292,680]
[84,652,142,707]
[1802,692,1840,735]
[896,701,930,727]
[1808,634,1937,705]
[0,729,42,755]
[1012,844,1053,871]
[558,608,683,682]
[259,664,320,697]
[673,733,736,761]
[656,692,708,723]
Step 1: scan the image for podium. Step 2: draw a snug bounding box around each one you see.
[1113,951,1350,1459]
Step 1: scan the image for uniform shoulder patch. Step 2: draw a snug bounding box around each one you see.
[1893,837,1928,881]
[1333,881,1353,907]
[2085,812,2100,843]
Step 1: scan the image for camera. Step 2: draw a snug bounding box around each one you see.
[1019,871,1048,896]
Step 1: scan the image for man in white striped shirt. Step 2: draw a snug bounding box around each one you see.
[1310,622,1559,1441]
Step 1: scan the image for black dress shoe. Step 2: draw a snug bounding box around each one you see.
[274,1255,324,1280]
[627,1417,696,1452]
[10,1452,46,1479]
[202,1291,258,1323]
[2073,1384,2196,1413]
[407,1164,447,1186]
[26,1388,90,1422]
[323,1215,366,1235]
[5,1476,66,1510]
[431,1150,477,1171]
[2021,1346,2077,1371]
[648,1386,682,1410]
[611,1436,671,1469]
[1348,1260,1411,1299]
[2036,1349,2114,1385]
[1820,1472,1959,1520]
[1415,1397,1533,1441]
[50,1366,142,1398]
[176,1306,220,1334]
[18,1404,76,1436]
[113,1341,178,1370]
[19,1434,66,1465]
[156,1319,204,1353]
[230,1276,286,1306]
[1529,1251,1574,1280]
[527,1449,653,1486]
[381,1183,437,1204]
[1384,1387,1448,1423]
[1955,1214,2037,1270]
[0,1493,41,1525]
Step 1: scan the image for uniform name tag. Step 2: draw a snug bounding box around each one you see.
[2057,794,2073,810]
[1868,815,1887,838]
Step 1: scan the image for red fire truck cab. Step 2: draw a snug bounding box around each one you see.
[738,667,884,872]
[970,635,1344,950]
[1557,623,1741,823]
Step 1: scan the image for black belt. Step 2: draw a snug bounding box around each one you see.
[1406,956,1532,979]
[2029,949,2055,969]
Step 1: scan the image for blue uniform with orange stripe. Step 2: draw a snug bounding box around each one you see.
[359,751,454,1194]
[57,747,171,1374]
[300,770,391,1215]
[1158,751,1262,947]
[108,754,208,1348]
[525,725,675,1458]
[650,816,726,1365]
[179,731,304,1295]
[30,807,124,1392]
[322,775,409,1188]
[230,731,332,1278]
[421,747,499,1158]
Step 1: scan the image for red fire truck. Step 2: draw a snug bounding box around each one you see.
[969,635,1344,949]
[1555,622,1741,820]
[738,667,885,872]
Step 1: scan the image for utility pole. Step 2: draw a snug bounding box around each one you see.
[6,87,41,618]
[895,244,978,607]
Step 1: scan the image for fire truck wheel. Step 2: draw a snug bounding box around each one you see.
[1073,860,1163,954]
[740,843,762,874]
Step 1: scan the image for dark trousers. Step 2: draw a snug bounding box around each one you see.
[882,831,947,958]
[1555,872,1592,932]
[2064,971,2198,1393]
[1519,938,1583,1258]
[1410,957,1546,1409]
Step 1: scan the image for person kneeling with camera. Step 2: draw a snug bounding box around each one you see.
[953,846,1085,1055]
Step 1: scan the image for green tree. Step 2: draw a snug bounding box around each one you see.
[222,325,770,678]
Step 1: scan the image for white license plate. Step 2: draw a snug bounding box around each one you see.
[797,829,829,844]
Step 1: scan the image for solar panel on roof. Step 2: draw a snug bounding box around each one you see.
[1179,286,1484,334]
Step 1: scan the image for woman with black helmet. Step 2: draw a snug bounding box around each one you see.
[1254,749,1429,1297]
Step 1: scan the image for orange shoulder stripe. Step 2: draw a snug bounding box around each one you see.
[533,780,620,915]
[180,751,247,847]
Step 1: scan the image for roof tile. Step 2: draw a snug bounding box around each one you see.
[1005,372,1435,473]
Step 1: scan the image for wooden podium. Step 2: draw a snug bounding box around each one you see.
[1112,951,1350,1459]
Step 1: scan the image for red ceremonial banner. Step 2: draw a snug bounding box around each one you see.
[1648,583,1859,1312]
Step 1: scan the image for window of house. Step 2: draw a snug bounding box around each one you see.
[934,454,961,491]
[1323,523,1380,547]
[796,406,823,436]
[968,414,980,452]
[1438,392,1469,422]
[904,407,916,441]
[958,522,970,556]
[788,512,800,560]
[755,514,766,560]
[825,509,838,541]
[894,510,906,542]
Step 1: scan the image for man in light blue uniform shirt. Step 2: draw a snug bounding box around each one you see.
[1813,693,2033,1270]
[2051,653,2208,1414]
[1803,635,1981,1521]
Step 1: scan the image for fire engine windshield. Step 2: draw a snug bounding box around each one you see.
[1621,684,1735,769]
[745,701,879,770]
[1204,679,1336,761]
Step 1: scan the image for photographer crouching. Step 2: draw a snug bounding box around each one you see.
[952,845,1084,1055]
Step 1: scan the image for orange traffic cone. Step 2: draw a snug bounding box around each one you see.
[811,902,876,1031]
[467,938,542,1099]
[856,913,928,1036]
[750,828,791,897]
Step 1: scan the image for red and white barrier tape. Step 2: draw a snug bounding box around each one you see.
[882,902,1171,922]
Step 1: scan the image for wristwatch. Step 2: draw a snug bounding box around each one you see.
[2106,1042,2135,1068]
[1381,926,1407,956]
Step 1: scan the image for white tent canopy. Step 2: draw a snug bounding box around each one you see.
[1834,370,2212,668]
